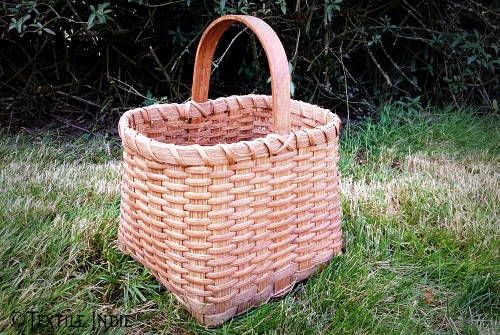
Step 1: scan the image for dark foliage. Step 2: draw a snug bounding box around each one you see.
[1,0,498,130]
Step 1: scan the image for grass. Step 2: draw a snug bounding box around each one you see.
[0,106,498,334]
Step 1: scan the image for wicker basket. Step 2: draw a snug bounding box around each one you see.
[118,15,342,325]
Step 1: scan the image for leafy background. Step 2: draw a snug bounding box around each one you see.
[1,0,499,132]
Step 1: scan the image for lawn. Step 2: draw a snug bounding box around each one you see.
[0,106,498,334]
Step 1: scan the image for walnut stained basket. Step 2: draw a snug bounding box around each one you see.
[118,15,342,325]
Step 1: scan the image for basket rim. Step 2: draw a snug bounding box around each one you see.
[118,94,341,166]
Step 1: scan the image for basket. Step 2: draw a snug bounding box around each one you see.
[118,15,342,325]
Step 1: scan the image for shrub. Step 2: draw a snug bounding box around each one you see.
[1,0,498,127]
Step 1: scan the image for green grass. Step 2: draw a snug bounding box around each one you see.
[0,106,498,334]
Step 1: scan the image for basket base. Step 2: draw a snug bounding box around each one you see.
[118,233,342,326]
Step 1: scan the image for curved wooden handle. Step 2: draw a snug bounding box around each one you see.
[192,15,291,135]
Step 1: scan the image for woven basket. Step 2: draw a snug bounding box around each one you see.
[118,15,342,325]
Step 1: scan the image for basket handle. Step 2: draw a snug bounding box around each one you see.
[192,15,291,135]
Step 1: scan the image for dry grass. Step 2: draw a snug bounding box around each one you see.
[0,107,498,334]
[342,153,499,239]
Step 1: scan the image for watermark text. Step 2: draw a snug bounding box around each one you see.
[10,310,133,331]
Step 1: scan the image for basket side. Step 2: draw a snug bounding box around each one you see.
[118,98,342,325]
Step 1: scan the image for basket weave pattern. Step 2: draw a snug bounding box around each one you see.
[118,15,341,325]
[118,96,341,324]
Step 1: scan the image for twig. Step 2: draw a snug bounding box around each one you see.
[338,42,351,130]
[250,34,260,75]
[111,45,137,66]
[307,71,322,103]
[52,115,92,134]
[305,0,316,34]
[110,80,126,107]
[443,58,460,109]
[402,0,427,28]
[149,46,182,100]
[65,0,82,22]
[106,43,110,80]
[51,39,59,81]
[135,7,156,43]
[80,29,132,38]
[108,76,149,100]
[211,28,248,74]
[55,91,102,108]
[7,80,31,132]
[378,42,421,91]
[365,41,392,88]
[467,0,500,15]
[169,30,202,73]
[250,34,262,92]
[139,1,184,7]
[292,28,301,73]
